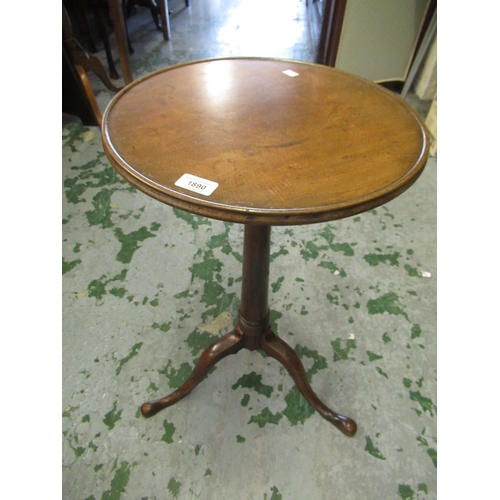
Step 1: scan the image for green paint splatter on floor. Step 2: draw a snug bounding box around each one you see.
[409,390,436,417]
[63,176,88,204]
[62,124,91,152]
[159,361,193,388]
[326,293,339,305]
[270,245,289,261]
[63,405,77,418]
[236,435,246,443]
[269,486,283,500]
[411,324,422,339]
[319,261,346,277]
[331,242,355,256]
[200,281,227,319]
[269,309,283,334]
[366,351,383,362]
[248,407,283,428]
[88,278,107,300]
[73,446,85,457]
[86,188,118,228]
[331,337,357,362]
[271,276,285,293]
[114,225,158,263]
[365,436,386,460]
[404,264,420,277]
[232,372,273,397]
[318,227,355,256]
[173,208,211,229]
[189,249,237,321]
[103,401,122,430]
[207,223,243,262]
[241,394,250,406]
[167,477,181,497]
[152,321,172,332]
[427,448,437,467]
[116,342,143,375]
[207,226,231,253]
[101,461,131,500]
[161,420,176,444]
[397,484,415,499]
[109,287,126,298]
[295,344,327,380]
[64,156,131,206]
[185,330,215,357]
[174,290,190,299]
[300,241,322,261]
[63,258,81,275]
[87,270,128,301]
[283,386,315,425]
[367,292,408,320]
[363,252,401,266]
[418,483,428,494]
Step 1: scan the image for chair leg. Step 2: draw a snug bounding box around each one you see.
[75,64,103,124]
[148,0,162,31]
[156,0,170,41]
[93,4,120,79]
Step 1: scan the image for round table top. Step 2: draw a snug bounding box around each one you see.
[102,58,429,225]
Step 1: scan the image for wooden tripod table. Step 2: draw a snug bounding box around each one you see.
[102,58,429,437]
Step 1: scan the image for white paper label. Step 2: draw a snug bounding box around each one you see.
[282,69,299,77]
[175,174,219,196]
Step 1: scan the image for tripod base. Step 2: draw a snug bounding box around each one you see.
[141,225,357,437]
[141,321,357,437]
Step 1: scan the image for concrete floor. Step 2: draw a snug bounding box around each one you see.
[62,1,437,498]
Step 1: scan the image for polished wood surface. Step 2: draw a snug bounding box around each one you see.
[102,57,428,225]
[102,58,429,436]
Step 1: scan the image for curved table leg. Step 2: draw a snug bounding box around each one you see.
[141,328,245,417]
[261,331,357,437]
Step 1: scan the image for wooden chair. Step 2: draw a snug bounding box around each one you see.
[63,3,122,125]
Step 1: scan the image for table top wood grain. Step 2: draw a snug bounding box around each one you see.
[102,58,429,225]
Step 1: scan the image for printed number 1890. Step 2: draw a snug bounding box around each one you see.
[188,181,206,190]
[175,174,219,196]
